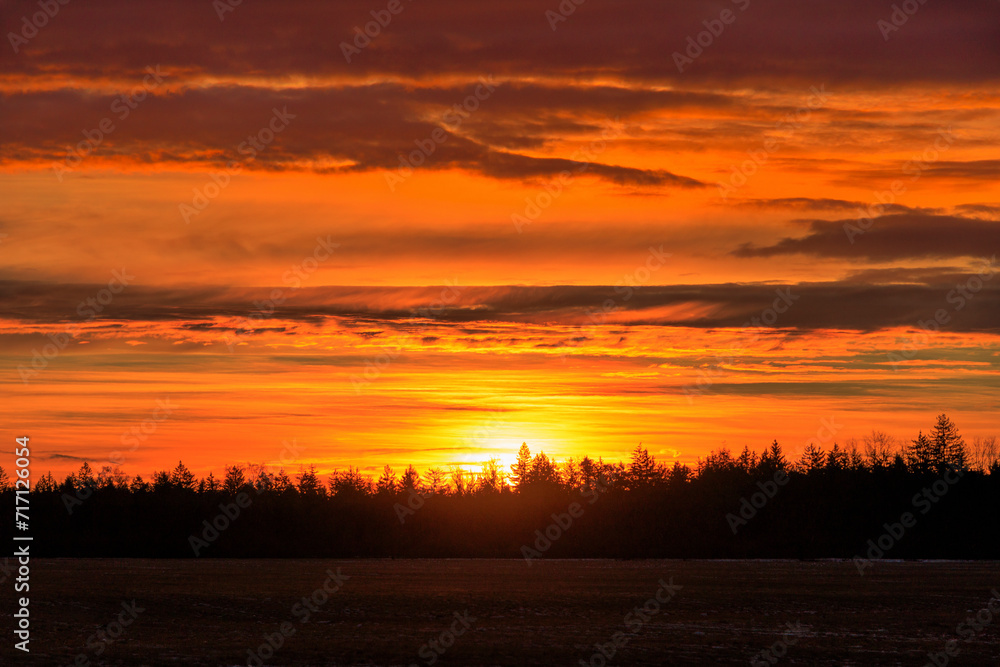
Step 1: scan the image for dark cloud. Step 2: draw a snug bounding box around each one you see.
[4,280,999,333]
[732,198,935,215]
[734,213,1000,261]
[0,85,702,186]
[5,0,999,85]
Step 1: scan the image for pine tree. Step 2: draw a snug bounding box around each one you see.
[400,464,420,491]
[297,464,322,495]
[224,465,246,494]
[825,444,847,471]
[0,466,9,492]
[931,414,966,470]
[527,452,561,487]
[908,431,933,473]
[376,465,398,495]
[273,469,294,493]
[205,472,219,492]
[736,446,758,474]
[34,472,57,493]
[667,461,692,486]
[628,445,659,488]
[74,462,97,491]
[152,470,172,490]
[170,461,197,490]
[510,442,532,490]
[799,443,826,473]
[560,457,581,492]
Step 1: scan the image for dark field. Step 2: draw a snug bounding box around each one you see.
[6,559,1000,666]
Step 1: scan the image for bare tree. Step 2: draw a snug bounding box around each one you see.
[970,435,999,473]
[863,430,895,470]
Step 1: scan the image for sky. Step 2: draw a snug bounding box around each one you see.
[1,0,998,480]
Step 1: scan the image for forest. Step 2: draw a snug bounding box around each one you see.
[3,414,998,559]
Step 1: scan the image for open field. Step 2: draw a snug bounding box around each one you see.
[4,559,999,666]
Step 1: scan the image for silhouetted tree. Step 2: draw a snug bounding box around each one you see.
[799,443,826,473]
[736,446,758,474]
[931,413,967,470]
[667,461,692,486]
[909,431,934,473]
[863,430,894,470]
[476,458,505,494]
[757,440,787,476]
[376,465,398,495]
[423,467,447,494]
[152,470,172,491]
[560,457,581,492]
[204,472,219,492]
[825,444,847,472]
[510,442,532,490]
[526,452,561,489]
[74,462,97,491]
[329,467,371,497]
[628,446,659,489]
[170,461,197,491]
[34,472,57,493]
[297,465,323,496]
[273,469,294,493]
[578,456,599,490]
[0,466,9,492]
[224,465,247,495]
[400,464,420,491]
[971,436,999,473]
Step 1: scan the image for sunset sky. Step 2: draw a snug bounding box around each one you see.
[2,0,998,480]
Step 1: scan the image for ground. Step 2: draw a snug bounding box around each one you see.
[4,559,999,666]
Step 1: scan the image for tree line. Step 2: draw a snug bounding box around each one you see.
[2,414,998,558]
